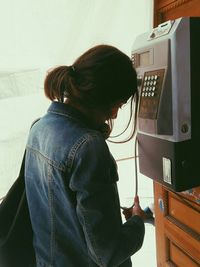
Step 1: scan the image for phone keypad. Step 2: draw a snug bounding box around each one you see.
[139,69,165,120]
[141,74,159,98]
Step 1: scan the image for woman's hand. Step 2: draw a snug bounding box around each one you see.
[122,196,148,221]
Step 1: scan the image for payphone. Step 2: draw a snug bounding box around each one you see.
[132,17,200,191]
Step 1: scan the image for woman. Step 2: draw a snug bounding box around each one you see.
[25,45,145,267]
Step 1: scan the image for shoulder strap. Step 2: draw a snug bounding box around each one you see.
[19,118,40,177]
[0,118,40,202]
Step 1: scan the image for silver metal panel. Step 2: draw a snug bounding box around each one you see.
[132,17,191,142]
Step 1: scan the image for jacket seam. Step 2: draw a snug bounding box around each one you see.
[67,132,106,266]
[47,164,55,267]
[26,145,66,172]
[80,207,105,267]
[66,133,100,173]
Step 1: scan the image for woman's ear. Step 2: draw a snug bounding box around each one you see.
[110,103,122,119]
[110,107,119,119]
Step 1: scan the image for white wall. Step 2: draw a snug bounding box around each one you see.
[0,0,153,69]
[0,0,153,197]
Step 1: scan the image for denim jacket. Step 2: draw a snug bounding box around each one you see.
[25,102,145,267]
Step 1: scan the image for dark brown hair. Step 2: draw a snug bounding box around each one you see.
[44,45,137,117]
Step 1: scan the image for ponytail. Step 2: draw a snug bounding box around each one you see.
[44,45,137,120]
[44,66,74,102]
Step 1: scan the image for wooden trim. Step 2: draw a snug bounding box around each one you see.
[155,0,194,25]
[164,219,200,264]
[166,216,200,242]
[165,261,176,267]
[154,183,170,265]
[170,192,200,213]
[158,0,193,13]
[169,242,199,267]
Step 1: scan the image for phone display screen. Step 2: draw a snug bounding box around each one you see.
[139,51,150,67]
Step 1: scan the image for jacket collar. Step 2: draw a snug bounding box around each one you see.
[48,101,98,130]
[48,102,110,139]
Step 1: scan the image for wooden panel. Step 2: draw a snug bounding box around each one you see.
[164,219,200,264]
[163,0,200,21]
[154,183,200,266]
[154,0,200,26]
[168,193,200,234]
[170,242,199,267]
[156,0,176,10]
[154,183,169,266]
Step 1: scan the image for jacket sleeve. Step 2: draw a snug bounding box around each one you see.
[69,133,145,267]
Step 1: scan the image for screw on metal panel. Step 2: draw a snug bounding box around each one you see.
[181,124,189,133]
[181,160,190,169]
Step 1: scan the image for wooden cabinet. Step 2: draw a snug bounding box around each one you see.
[153,1,200,266]
[154,183,200,266]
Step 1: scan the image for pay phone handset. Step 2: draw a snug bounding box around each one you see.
[132,17,200,192]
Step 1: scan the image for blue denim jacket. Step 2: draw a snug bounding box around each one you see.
[25,102,145,267]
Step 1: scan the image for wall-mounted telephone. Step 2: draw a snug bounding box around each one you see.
[132,17,200,192]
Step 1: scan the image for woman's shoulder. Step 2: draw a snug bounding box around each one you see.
[75,129,108,152]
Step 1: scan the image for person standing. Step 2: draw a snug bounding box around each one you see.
[25,45,145,267]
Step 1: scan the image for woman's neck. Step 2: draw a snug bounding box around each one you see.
[64,99,106,127]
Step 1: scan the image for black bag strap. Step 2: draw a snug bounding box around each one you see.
[0,118,40,267]
[18,118,40,178]
[0,118,40,202]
